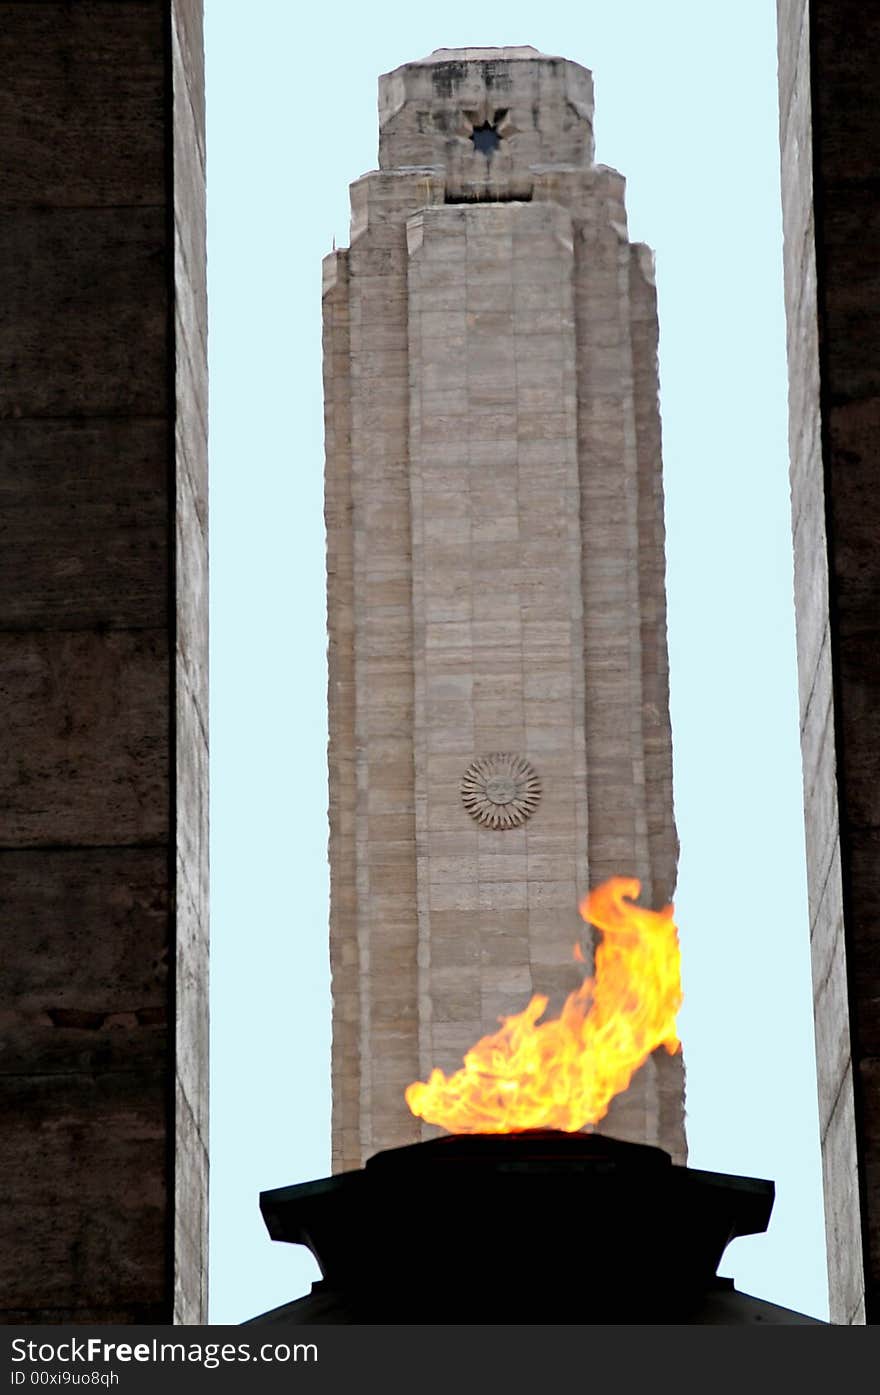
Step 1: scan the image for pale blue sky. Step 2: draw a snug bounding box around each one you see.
[207,0,829,1323]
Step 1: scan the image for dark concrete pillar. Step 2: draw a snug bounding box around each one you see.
[0,1,207,1323]
[777,0,880,1325]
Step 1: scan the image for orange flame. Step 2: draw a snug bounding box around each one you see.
[405,875,682,1134]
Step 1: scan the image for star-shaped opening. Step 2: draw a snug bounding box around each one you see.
[471,121,500,156]
[470,109,508,157]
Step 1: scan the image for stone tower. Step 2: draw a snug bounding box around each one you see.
[323,47,685,1172]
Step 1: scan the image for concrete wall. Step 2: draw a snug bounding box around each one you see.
[777,0,880,1325]
[0,0,208,1323]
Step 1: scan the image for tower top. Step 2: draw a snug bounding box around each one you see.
[377,47,595,181]
[405,45,555,63]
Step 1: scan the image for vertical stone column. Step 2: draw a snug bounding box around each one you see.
[345,173,433,1161]
[528,162,684,1154]
[0,1,208,1323]
[407,201,589,1082]
[324,250,360,1174]
[628,241,684,1150]
[171,0,209,1326]
[777,0,880,1325]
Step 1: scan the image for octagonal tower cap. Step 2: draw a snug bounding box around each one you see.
[378,46,595,175]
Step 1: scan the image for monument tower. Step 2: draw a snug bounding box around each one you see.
[323,48,685,1172]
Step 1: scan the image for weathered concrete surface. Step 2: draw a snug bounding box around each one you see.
[777,0,880,1325]
[172,0,209,1328]
[0,1,208,1324]
[326,49,685,1172]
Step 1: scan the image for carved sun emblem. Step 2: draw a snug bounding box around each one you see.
[460,753,541,830]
